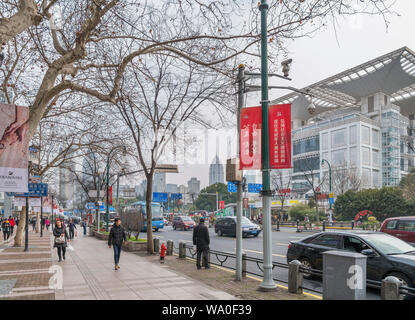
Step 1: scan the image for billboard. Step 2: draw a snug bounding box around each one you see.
[0,103,29,192]
[269,104,292,169]
[240,104,292,170]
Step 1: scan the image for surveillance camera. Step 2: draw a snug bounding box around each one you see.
[281,59,293,77]
[307,103,316,115]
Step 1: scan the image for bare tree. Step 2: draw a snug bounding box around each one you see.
[329,164,362,196]
[296,156,327,222]
[114,54,231,253]
[1,0,397,140]
[271,170,292,213]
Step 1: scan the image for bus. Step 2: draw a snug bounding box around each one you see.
[128,201,164,232]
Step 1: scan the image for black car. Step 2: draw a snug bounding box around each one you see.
[215,216,261,238]
[287,231,415,290]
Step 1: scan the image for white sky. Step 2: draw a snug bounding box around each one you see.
[164,1,415,189]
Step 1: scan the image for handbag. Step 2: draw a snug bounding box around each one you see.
[55,234,65,244]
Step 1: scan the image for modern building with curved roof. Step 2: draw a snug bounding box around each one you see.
[271,47,415,196]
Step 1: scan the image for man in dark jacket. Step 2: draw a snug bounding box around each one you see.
[192,217,210,270]
[67,219,77,240]
[108,217,127,270]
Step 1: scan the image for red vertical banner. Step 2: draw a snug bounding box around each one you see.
[269,104,292,169]
[240,106,262,170]
[109,186,113,205]
[219,201,225,209]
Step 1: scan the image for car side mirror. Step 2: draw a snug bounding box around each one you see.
[361,249,376,257]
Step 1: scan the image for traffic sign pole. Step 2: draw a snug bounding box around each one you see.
[24,196,29,252]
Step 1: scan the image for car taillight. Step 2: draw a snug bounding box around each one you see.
[288,244,292,250]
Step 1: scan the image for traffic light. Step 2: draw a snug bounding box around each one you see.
[242,177,247,192]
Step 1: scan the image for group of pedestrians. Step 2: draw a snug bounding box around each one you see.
[0,216,16,241]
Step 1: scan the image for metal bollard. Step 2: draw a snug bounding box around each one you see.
[153,238,160,253]
[288,260,303,294]
[166,240,173,256]
[296,220,301,233]
[242,253,247,278]
[323,221,326,232]
[381,276,402,300]
[179,241,186,259]
[276,220,280,232]
[351,221,354,230]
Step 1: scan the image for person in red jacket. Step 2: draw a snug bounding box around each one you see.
[160,243,167,264]
[8,216,15,235]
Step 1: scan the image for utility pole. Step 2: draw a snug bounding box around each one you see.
[235,64,245,281]
[259,0,276,291]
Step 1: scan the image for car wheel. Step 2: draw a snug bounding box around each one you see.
[218,229,223,237]
[386,272,414,300]
[155,228,158,232]
[299,257,314,279]
[254,233,259,237]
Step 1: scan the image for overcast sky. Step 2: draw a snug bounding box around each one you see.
[160,1,415,190]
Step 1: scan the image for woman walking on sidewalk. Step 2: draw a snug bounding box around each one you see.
[45,218,50,230]
[53,220,69,262]
[2,220,11,241]
[108,218,127,270]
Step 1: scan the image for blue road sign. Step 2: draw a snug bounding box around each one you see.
[248,183,262,193]
[227,182,237,193]
[329,197,334,205]
[7,183,48,197]
[171,193,183,200]
[153,192,168,202]
[85,202,96,210]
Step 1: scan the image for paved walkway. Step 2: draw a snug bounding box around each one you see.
[55,230,236,300]
[0,229,54,300]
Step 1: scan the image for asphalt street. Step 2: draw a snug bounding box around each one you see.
[154,225,381,300]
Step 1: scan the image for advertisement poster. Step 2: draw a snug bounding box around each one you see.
[240,106,262,170]
[42,196,52,213]
[29,197,41,207]
[0,103,29,192]
[14,196,26,207]
[269,104,292,169]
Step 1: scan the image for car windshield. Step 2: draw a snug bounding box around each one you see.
[361,234,415,255]
[241,217,253,224]
[182,217,192,221]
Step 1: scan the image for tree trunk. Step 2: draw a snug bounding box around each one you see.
[315,196,320,223]
[14,209,26,247]
[146,176,154,254]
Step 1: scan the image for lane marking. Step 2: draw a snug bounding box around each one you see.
[235,248,286,258]
[275,243,289,246]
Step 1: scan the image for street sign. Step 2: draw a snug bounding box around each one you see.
[329,197,334,205]
[7,183,48,197]
[248,183,262,193]
[227,182,237,193]
[153,192,168,202]
[85,202,96,210]
[171,193,182,200]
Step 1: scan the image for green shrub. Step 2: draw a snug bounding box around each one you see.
[288,204,315,222]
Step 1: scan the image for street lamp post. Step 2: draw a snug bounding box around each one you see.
[105,146,126,232]
[321,159,333,222]
[258,0,276,292]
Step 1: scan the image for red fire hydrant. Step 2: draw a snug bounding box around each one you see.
[160,243,167,264]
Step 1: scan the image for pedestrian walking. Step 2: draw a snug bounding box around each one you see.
[31,218,36,231]
[9,216,15,235]
[67,219,77,240]
[192,217,210,270]
[81,219,87,235]
[107,217,127,270]
[41,217,45,231]
[160,242,167,264]
[45,218,50,230]
[15,217,19,226]
[2,220,11,241]
[53,220,69,262]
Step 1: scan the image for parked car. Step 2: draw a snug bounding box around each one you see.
[214,216,261,238]
[287,231,415,296]
[172,216,196,231]
[380,216,415,246]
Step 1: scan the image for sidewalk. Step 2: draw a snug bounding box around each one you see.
[56,231,237,300]
[0,229,54,300]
